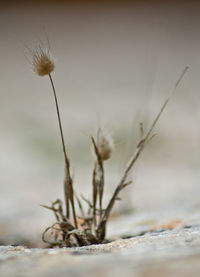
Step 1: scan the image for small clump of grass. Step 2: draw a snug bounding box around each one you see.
[30,42,188,247]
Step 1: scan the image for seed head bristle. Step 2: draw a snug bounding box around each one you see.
[32,46,55,76]
[97,128,114,161]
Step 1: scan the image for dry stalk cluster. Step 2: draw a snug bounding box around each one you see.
[31,44,188,247]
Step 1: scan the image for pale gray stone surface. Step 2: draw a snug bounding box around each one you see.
[1,223,200,277]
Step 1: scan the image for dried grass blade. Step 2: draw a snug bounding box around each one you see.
[97,66,189,240]
[91,136,104,219]
[64,168,78,228]
[92,161,98,226]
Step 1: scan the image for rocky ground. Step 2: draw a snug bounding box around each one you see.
[1,209,200,277]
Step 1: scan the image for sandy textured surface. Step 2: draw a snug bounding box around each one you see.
[1,224,200,277]
[1,210,200,277]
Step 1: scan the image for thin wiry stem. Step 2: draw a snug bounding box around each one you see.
[48,73,70,218]
[91,137,105,220]
[48,73,77,228]
[48,73,70,168]
[96,66,189,240]
[92,161,97,226]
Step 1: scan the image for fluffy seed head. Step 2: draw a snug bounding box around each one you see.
[32,46,55,76]
[97,128,114,161]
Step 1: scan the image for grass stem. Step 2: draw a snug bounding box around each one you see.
[48,73,77,227]
[48,73,70,168]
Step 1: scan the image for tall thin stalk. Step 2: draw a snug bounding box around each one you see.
[48,73,77,228]
[48,73,70,168]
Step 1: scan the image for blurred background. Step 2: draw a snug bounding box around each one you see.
[0,0,200,246]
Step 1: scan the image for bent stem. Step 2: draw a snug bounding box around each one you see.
[48,73,77,228]
[96,66,189,240]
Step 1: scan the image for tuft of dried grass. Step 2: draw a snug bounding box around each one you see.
[30,43,188,247]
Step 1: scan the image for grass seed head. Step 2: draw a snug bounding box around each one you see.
[32,46,55,76]
[97,128,114,161]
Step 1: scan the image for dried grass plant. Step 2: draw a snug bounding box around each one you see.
[31,43,188,247]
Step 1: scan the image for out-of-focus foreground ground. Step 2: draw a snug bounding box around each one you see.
[0,0,200,247]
